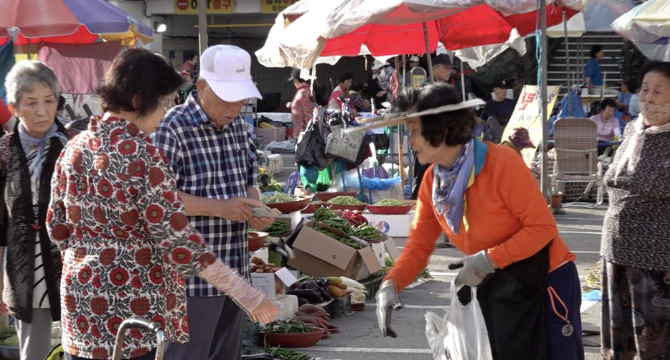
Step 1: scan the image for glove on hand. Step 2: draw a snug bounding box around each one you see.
[448,250,496,287]
[375,280,401,338]
[199,260,279,325]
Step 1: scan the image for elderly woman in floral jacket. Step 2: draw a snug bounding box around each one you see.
[0,60,78,360]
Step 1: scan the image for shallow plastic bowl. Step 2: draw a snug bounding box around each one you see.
[248,231,269,252]
[366,204,412,214]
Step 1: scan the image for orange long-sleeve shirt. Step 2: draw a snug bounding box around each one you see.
[386,142,575,291]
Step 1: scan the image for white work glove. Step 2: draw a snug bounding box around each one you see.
[375,279,403,338]
[199,260,279,325]
[448,250,496,287]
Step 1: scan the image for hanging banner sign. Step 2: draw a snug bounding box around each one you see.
[501,85,561,166]
[260,0,300,14]
[174,0,234,14]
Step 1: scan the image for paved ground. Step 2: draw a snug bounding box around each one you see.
[269,159,609,360]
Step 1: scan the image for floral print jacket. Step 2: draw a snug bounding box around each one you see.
[47,116,218,359]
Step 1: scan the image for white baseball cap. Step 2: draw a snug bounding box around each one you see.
[372,60,390,70]
[410,56,420,62]
[199,45,262,102]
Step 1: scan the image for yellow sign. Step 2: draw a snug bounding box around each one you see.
[174,0,234,14]
[260,0,299,14]
[501,85,561,166]
[410,67,427,89]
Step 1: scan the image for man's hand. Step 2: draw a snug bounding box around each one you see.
[376,280,401,338]
[249,217,274,230]
[448,250,496,287]
[216,198,264,223]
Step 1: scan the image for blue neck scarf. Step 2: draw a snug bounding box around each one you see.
[432,138,475,234]
[18,122,69,178]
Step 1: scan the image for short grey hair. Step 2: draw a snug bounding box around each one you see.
[4,60,59,106]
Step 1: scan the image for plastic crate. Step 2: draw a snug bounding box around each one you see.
[323,294,351,319]
[361,273,386,300]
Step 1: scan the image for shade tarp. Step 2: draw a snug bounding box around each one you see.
[611,0,670,45]
[37,42,122,94]
[0,0,152,46]
[264,0,583,69]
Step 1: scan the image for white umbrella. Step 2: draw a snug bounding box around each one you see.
[611,0,670,61]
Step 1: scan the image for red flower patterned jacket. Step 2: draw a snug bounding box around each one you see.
[47,116,218,359]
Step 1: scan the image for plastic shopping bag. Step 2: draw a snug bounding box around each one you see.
[425,279,493,360]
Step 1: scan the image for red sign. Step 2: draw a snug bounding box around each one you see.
[176,0,189,10]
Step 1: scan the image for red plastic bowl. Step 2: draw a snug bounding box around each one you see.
[366,204,412,214]
[314,191,358,202]
[248,231,269,252]
[265,196,311,214]
[257,330,322,348]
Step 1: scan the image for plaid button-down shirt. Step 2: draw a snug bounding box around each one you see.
[152,93,257,297]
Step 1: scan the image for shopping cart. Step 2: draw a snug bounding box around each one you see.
[112,318,165,360]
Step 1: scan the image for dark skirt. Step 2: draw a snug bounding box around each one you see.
[601,260,670,360]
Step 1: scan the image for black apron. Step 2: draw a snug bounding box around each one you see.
[468,244,550,360]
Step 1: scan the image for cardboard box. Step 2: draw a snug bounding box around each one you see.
[370,237,400,268]
[251,267,299,300]
[287,221,382,281]
[364,211,414,237]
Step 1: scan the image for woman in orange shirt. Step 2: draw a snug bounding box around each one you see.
[376,83,583,360]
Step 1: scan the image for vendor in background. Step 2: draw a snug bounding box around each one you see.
[369,61,389,109]
[500,127,535,157]
[590,98,621,154]
[377,82,583,360]
[286,68,316,139]
[481,79,515,125]
[616,77,636,112]
[404,56,423,87]
[328,72,356,115]
[585,45,604,87]
[430,54,456,83]
[349,82,371,113]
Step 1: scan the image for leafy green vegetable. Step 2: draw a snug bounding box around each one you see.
[262,193,296,204]
[261,319,314,334]
[374,199,405,206]
[353,225,382,240]
[327,196,365,205]
[261,221,290,236]
[314,206,336,221]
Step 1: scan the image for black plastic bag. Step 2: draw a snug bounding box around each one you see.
[295,121,329,170]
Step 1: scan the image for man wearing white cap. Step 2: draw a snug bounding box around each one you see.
[404,56,424,87]
[152,45,276,360]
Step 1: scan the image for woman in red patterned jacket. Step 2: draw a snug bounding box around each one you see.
[286,68,315,139]
[47,49,278,360]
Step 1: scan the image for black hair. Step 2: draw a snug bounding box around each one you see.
[185,51,198,62]
[350,82,364,92]
[97,48,183,117]
[57,95,65,111]
[625,77,639,94]
[639,61,670,85]
[590,45,603,58]
[338,72,354,84]
[600,98,617,110]
[394,82,475,147]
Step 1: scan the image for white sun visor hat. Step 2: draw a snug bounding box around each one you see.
[199,45,262,102]
[372,60,390,70]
